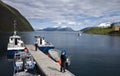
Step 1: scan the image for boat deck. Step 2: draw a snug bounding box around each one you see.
[26,45,74,76]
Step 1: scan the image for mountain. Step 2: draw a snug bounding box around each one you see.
[114,22,120,26]
[97,22,111,28]
[39,26,74,31]
[80,27,93,32]
[0,1,34,32]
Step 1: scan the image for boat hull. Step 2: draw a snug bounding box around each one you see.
[38,46,55,54]
[7,50,24,59]
[13,71,39,76]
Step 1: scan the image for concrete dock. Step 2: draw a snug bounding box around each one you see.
[26,45,74,76]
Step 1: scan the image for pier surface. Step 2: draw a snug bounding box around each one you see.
[26,45,74,76]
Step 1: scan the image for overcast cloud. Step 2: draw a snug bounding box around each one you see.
[2,0,120,30]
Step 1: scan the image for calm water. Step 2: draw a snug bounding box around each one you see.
[1,31,120,76]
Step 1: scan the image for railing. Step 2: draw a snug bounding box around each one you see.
[8,43,25,48]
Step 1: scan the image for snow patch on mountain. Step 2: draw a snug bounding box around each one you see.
[97,22,111,28]
[42,26,74,31]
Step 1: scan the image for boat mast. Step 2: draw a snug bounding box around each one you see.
[13,20,17,35]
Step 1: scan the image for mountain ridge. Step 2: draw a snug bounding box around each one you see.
[0,1,34,32]
[38,26,74,31]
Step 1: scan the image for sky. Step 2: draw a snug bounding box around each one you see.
[2,0,120,30]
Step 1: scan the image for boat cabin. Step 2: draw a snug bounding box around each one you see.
[9,36,20,45]
[9,34,24,47]
[35,36,47,46]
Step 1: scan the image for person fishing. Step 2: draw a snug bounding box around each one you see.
[35,41,38,51]
[60,52,67,72]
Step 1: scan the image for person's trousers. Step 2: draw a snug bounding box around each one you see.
[60,66,65,72]
[60,63,66,72]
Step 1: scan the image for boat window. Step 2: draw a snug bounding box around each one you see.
[15,38,18,45]
[16,55,20,56]
[21,43,24,47]
[11,38,13,40]
[26,57,31,61]
[17,38,21,40]
[40,38,42,44]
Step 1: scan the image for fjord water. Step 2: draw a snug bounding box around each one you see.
[1,31,120,76]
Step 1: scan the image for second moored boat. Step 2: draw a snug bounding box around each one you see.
[35,36,55,54]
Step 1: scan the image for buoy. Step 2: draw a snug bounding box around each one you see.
[24,48,28,52]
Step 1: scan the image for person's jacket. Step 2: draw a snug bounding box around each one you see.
[61,54,66,64]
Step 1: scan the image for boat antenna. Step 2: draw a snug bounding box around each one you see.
[13,20,17,35]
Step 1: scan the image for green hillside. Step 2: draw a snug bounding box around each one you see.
[0,1,34,32]
[84,27,113,35]
[83,22,120,35]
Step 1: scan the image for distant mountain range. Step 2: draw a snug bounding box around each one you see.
[114,22,120,26]
[38,26,74,31]
[37,22,120,32]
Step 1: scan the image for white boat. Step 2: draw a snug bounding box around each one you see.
[24,53,36,70]
[78,32,81,36]
[7,20,25,58]
[35,36,55,53]
[14,52,36,71]
[14,52,24,71]
[13,52,37,75]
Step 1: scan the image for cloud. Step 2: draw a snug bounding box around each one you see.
[2,0,120,30]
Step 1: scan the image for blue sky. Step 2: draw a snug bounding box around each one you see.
[2,0,120,30]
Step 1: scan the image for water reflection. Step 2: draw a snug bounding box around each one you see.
[0,32,120,76]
